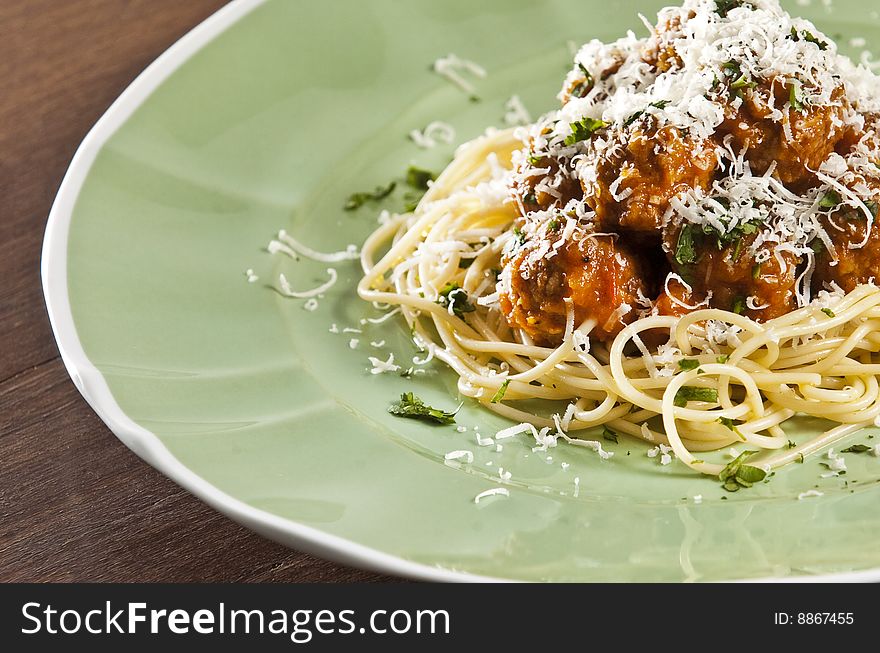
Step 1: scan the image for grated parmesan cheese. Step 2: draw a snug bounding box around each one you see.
[474,487,509,504]
[367,353,401,374]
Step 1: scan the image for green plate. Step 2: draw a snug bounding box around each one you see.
[42,0,880,581]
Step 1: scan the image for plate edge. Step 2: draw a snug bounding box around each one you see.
[37,0,880,584]
[38,0,501,584]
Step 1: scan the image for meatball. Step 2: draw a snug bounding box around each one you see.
[500,233,653,343]
[813,203,880,292]
[718,83,849,190]
[663,224,800,321]
[511,152,583,214]
[586,125,718,232]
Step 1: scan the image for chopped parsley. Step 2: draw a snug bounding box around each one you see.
[715,0,749,18]
[719,451,767,492]
[789,80,806,113]
[819,190,842,210]
[564,117,608,145]
[603,426,619,444]
[716,355,730,364]
[406,165,436,190]
[570,65,594,99]
[675,220,762,267]
[388,392,458,425]
[624,100,671,127]
[789,27,829,51]
[344,181,397,211]
[527,153,544,166]
[401,166,438,211]
[751,263,762,280]
[678,359,701,372]
[673,386,719,407]
[718,417,746,441]
[674,225,698,265]
[437,283,475,318]
[841,444,872,454]
[491,379,510,404]
[821,308,836,318]
[721,61,756,98]
[547,218,561,232]
[731,296,746,315]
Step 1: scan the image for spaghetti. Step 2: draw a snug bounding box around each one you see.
[358,128,880,476]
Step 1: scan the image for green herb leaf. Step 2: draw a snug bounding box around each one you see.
[388,392,458,425]
[678,359,701,371]
[491,379,510,404]
[344,181,397,211]
[437,283,476,318]
[819,190,841,210]
[719,452,754,482]
[841,444,872,454]
[673,386,719,407]
[751,263,762,280]
[564,117,608,145]
[406,166,436,190]
[547,218,560,232]
[789,80,806,112]
[719,450,767,491]
[732,296,746,315]
[603,426,619,444]
[717,355,730,364]
[737,464,767,484]
[821,308,836,318]
[723,479,742,492]
[623,100,670,128]
[675,225,699,265]
[718,417,747,441]
[715,0,747,18]
[577,63,594,87]
[790,27,829,51]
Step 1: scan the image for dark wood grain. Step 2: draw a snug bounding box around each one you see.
[0,0,389,582]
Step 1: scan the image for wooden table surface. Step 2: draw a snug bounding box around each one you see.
[0,0,388,582]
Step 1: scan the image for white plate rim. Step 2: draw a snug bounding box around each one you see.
[39,0,880,583]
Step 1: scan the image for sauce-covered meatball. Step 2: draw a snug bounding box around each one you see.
[500,232,653,343]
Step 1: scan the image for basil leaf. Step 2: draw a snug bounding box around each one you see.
[603,426,619,444]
